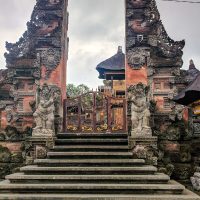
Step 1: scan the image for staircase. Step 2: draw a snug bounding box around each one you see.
[0,133,199,199]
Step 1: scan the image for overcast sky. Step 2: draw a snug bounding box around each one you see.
[0,0,199,89]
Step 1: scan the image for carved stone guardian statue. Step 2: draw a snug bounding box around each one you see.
[191,172,200,191]
[128,83,152,137]
[32,83,61,137]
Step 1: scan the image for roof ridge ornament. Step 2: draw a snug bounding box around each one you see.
[117,46,123,54]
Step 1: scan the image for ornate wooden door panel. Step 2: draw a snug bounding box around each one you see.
[63,92,127,133]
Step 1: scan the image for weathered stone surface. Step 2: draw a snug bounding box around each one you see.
[128,83,152,137]
[33,84,62,137]
[191,172,200,191]
[0,146,11,163]
[6,173,169,183]
[129,136,158,166]
[34,158,146,166]
[173,164,193,180]
[0,133,198,199]
[20,165,158,174]
[0,180,185,194]
[0,191,199,200]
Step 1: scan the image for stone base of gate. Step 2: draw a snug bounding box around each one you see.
[128,135,158,166]
[23,136,55,165]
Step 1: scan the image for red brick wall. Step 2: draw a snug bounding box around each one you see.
[126,63,148,88]
[1,111,7,130]
[23,96,34,113]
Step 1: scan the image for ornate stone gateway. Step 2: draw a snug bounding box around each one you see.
[63,92,127,133]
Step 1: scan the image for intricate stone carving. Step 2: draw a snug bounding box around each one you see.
[133,144,157,165]
[171,67,181,76]
[127,48,150,69]
[126,0,185,69]
[33,83,61,137]
[158,164,174,177]
[128,83,152,136]
[166,125,181,141]
[191,172,200,191]
[0,0,67,180]
[21,141,33,165]
[50,85,62,116]
[33,84,55,137]
[169,104,184,121]
[194,123,200,134]
[0,126,22,141]
[180,145,191,163]
[40,48,61,78]
[133,145,147,159]
[0,146,11,163]
[36,145,47,159]
[0,101,7,109]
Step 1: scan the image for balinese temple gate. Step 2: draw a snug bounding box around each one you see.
[0,0,199,199]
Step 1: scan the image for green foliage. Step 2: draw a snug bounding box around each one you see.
[66,84,90,98]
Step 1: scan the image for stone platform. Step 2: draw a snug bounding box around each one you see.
[0,133,199,200]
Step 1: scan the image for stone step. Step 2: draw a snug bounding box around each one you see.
[6,173,170,184]
[55,138,128,145]
[47,151,133,159]
[57,133,128,139]
[0,190,199,200]
[34,158,145,167]
[20,165,157,175]
[52,145,129,152]
[0,180,185,194]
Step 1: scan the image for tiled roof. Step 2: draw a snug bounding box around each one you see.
[96,46,125,71]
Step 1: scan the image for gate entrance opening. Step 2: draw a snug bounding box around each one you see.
[63,91,126,133]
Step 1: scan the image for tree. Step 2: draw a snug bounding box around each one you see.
[66,84,90,98]
[77,84,90,95]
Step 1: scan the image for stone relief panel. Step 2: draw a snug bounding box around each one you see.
[35,145,47,159]
[133,144,157,165]
[127,47,150,69]
[126,0,185,69]
[40,48,61,79]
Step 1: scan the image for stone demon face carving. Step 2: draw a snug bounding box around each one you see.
[127,47,150,70]
[128,83,149,99]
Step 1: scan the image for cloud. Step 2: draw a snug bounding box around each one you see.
[0,0,36,68]
[67,0,125,88]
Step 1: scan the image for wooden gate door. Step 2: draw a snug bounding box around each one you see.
[63,92,127,133]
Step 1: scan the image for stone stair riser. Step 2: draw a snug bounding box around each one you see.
[55,139,128,146]
[57,133,128,139]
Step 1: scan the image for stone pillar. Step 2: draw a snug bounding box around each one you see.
[127,83,158,165]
